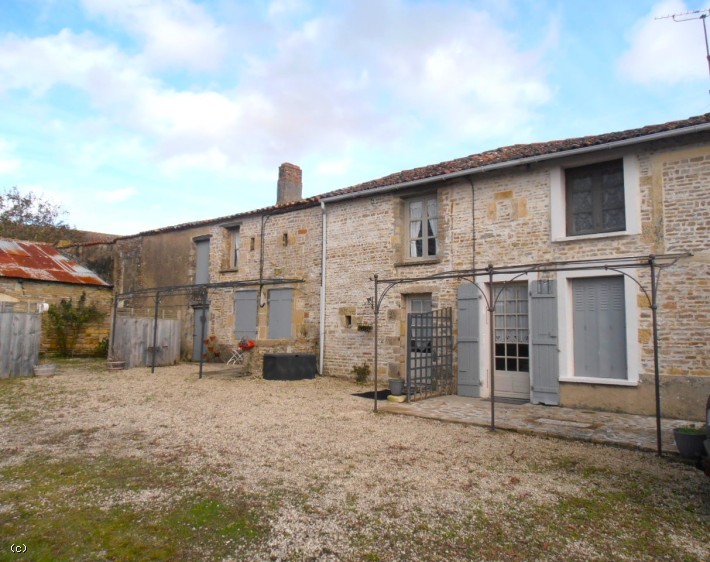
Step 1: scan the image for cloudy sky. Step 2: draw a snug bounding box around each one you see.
[1,0,709,235]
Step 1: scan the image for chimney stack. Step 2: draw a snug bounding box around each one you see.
[277,163,302,205]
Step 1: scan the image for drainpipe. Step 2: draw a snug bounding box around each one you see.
[468,176,476,280]
[319,201,327,374]
[259,214,272,311]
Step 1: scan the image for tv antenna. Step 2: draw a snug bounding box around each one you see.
[656,8,710,84]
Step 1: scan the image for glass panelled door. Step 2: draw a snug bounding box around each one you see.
[493,282,530,400]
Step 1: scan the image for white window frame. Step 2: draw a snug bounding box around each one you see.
[550,154,640,242]
[557,269,640,386]
[404,194,439,261]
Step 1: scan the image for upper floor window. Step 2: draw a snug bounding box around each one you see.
[230,227,240,269]
[565,159,625,236]
[407,195,438,259]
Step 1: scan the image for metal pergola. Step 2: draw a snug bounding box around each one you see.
[110,278,304,379]
[370,253,691,456]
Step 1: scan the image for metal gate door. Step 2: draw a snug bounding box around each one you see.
[406,307,453,401]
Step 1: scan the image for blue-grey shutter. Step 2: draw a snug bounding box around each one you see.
[268,288,293,339]
[572,277,626,379]
[234,290,258,339]
[195,239,210,284]
[457,283,480,397]
[531,280,560,405]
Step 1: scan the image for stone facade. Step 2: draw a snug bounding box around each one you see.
[105,127,709,420]
[321,134,710,420]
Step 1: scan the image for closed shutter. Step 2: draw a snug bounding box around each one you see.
[234,290,258,339]
[572,277,626,379]
[531,280,560,405]
[195,239,210,284]
[457,283,480,397]
[268,288,293,339]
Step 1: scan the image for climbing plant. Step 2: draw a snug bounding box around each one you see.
[46,292,106,357]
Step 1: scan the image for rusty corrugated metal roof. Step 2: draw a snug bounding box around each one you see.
[0,239,110,287]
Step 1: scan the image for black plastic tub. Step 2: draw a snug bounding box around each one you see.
[263,353,317,380]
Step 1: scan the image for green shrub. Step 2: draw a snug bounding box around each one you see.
[351,363,370,385]
[46,292,106,357]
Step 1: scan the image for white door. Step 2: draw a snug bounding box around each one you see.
[493,283,530,400]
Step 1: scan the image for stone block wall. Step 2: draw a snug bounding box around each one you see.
[0,278,112,356]
[322,136,710,419]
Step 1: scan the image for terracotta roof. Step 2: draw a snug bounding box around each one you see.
[124,112,710,238]
[323,113,710,199]
[0,239,110,287]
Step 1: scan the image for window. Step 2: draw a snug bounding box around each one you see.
[408,294,432,353]
[268,288,293,339]
[230,227,240,268]
[566,160,625,236]
[406,195,438,259]
[571,276,627,380]
[234,290,258,339]
[493,283,529,373]
[550,155,639,242]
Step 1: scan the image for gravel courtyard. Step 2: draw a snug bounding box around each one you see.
[1,362,709,561]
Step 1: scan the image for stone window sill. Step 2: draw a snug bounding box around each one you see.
[394,257,442,268]
[559,377,638,387]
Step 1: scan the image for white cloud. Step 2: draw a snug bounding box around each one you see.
[619,0,708,85]
[0,0,554,199]
[96,187,138,203]
[81,0,226,71]
[0,140,20,174]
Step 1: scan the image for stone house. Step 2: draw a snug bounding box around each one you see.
[0,238,112,356]
[100,114,710,420]
[103,163,323,369]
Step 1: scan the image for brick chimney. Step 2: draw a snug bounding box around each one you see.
[277,163,302,205]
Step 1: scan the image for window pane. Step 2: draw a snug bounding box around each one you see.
[566,159,625,236]
[409,200,422,219]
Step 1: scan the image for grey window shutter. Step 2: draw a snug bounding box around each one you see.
[572,277,626,380]
[195,239,210,284]
[457,283,480,397]
[234,290,258,339]
[531,280,560,405]
[268,289,293,339]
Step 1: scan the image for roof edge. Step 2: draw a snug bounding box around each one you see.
[321,120,710,204]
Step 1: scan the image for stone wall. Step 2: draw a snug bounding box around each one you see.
[322,136,710,419]
[0,278,112,356]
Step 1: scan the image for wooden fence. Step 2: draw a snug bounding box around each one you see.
[111,317,181,368]
[0,312,41,377]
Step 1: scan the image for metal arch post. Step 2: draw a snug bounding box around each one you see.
[109,295,119,360]
[373,274,379,413]
[649,256,663,457]
[604,260,663,456]
[151,291,160,374]
[488,265,496,431]
[198,287,208,380]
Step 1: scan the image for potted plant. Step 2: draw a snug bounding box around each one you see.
[672,425,708,459]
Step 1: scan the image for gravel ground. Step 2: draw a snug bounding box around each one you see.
[1,362,709,561]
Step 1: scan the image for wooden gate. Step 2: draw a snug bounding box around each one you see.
[0,311,41,377]
[111,317,181,368]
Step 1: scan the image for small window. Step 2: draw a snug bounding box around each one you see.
[406,195,438,259]
[230,227,240,269]
[250,237,255,251]
[565,160,625,236]
[345,315,352,328]
[282,233,289,247]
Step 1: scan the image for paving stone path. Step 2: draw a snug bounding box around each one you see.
[379,395,703,455]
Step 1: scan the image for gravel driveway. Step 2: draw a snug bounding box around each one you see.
[1,362,709,561]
